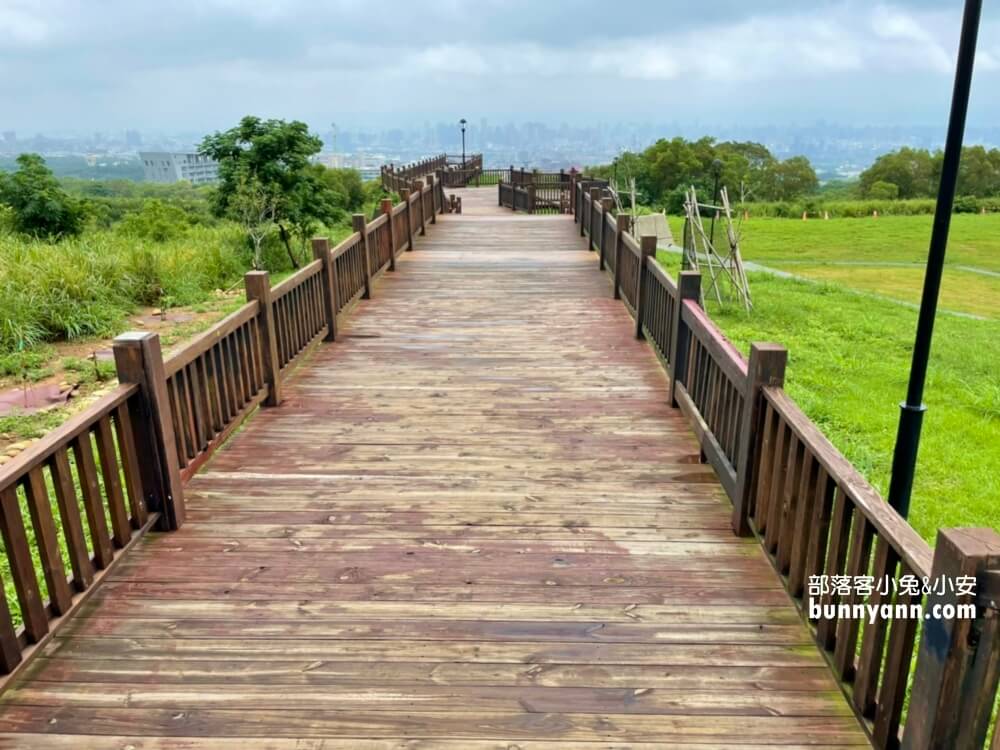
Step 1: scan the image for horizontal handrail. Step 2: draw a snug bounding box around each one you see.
[163,302,259,378]
[0,384,138,494]
[271,259,322,300]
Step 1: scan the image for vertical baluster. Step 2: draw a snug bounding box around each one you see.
[49,448,93,588]
[24,468,73,614]
[853,537,898,715]
[72,433,114,569]
[0,486,48,641]
[113,404,148,528]
[816,489,854,648]
[94,416,131,547]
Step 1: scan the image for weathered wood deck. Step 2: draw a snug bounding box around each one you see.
[0,188,868,747]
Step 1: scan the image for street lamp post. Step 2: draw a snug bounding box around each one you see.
[887,0,982,519]
[459,119,467,167]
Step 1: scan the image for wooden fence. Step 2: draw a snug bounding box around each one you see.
[575,180,1000,749]
[0,178,444,682]
[380,154,447,192]
[498,168,578,214]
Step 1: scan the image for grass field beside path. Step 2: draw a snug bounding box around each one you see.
[652,226,1000,542]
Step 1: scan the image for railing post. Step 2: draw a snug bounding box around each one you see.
[413,180,426,236]
[669,271,702,408]
[599,197,613,271]
[400,188,414,251]
[112,332,185,531]
[527,184,536,214]
[580,181,590,237]
[732,343,787,536]
[902,528,1000,750]
[244,271,283,406]
[310,238,339,341]
[426,175,437,224]
[588,187,601,247]
[380,198,396,271]
[634,236,656,339]
[353,213,373,299]
[613,213,630,297]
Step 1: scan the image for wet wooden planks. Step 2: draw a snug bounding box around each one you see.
[0,187,868,747]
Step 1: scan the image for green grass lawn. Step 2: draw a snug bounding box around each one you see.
[732,213,1000,272]
[654,213,1000,541]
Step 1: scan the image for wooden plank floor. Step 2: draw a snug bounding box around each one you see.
[0,188,868,748]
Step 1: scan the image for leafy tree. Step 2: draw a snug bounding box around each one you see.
[860,148,937,199]
[230,170,279,270]
[759,156,819,202]
[201,116,333,268]
[0,154,86,239]
[117,199,189,242]
[867,181,900,200]
[587,137,817,210]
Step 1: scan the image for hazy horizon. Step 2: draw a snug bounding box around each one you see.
[2,1,998,134]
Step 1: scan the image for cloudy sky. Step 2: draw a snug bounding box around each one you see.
[1,0,998,133]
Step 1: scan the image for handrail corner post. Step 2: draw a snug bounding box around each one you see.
[668,271,702,409]
[244,270,283,406]
[400,188,414,251]
[352,213,373,299]
[112,331,185,531]
[634,235,657,339]
[426,175,437,224]
[613,213,631,299]
[902,528,1000,750]
[588,187,601,247]
[380,198,396,272]
[413,180,426,236]
[599,197,613,271]
[732,342,787,536]
[311,237,339,341]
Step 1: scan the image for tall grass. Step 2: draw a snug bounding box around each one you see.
[0,223,249,353]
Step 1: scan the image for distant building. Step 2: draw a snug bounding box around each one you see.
[125,129,143,148]
[140,151,219,185]
[314,152,382,180]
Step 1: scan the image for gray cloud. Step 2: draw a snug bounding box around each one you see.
[0,0,997,132]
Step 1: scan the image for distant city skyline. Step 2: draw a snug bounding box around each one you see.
[3,120,1000,183]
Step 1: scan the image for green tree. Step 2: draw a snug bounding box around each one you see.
[0,154,86,239]
[759,156,819,201]
[867,181,900,200]
[859,148,937,199]
[200,116,331,268]
[117,199,189,242]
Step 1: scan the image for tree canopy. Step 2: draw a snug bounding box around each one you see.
[200,116,366,266]
[0,154,86,239]
[588,137,819,211]
[859,145,1000,199]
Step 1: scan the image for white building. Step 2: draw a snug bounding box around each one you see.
[140,152,219,185]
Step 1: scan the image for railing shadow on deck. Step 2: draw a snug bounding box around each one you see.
[574,179,1000,750]
[0,175,446,687]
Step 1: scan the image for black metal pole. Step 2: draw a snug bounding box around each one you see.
[887,0,981,519]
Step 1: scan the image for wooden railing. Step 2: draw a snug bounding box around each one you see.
[498,167,577,215]
[380,154,447,193]
[440,154,484,188]
[0,178,445,682]
[163,301,267,481]
[574,180,1000,749]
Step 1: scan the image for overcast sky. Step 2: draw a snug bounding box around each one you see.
[1,0,998,134]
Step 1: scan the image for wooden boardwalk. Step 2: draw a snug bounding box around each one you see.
[0,189,868,747]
